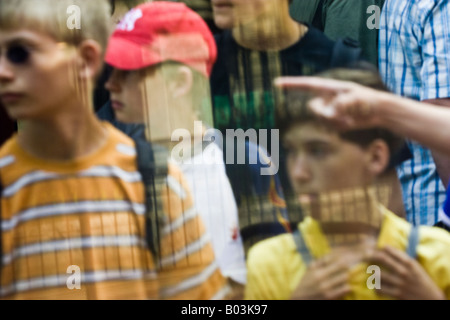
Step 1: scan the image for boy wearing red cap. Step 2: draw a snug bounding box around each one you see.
[104,1,245,299]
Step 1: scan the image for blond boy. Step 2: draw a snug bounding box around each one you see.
[0,0,157,299]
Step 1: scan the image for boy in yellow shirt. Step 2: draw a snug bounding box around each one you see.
[245,69,450,300]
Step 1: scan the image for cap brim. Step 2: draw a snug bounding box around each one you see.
[105,36,160,70]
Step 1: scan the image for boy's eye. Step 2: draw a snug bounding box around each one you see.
[117,70,134,79]
[308,145,330,158]
[7,45,30,65]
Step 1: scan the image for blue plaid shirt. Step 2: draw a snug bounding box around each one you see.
[379,0,450,226]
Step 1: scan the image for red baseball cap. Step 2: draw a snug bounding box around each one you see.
[105,1,217,77]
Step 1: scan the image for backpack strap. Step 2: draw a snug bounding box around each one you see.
[134,138,168,262]
[406,225,420,259]
[330,37,363,68]
[292,229,313,266]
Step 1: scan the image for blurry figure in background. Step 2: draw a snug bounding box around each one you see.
[169,0,223,35]
[289,0,324,30]
[104,1,244,298]
[110,0,145,24]
[244,69,450,300]
[289,0,384,67]
[210,0,363,133]
[379,0,450,227]
[210,0,374,249]
[0,0,160,299]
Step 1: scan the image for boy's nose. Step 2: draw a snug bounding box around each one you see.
[0,56,14,83]
[289,156,312,184]
[104,69,122,92]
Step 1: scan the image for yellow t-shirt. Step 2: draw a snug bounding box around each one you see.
[245,207,450,300]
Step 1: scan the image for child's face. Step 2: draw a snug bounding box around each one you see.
[284,122,387,237]
[105,68,147,124]
[105,64,174,142]
[284,122,372,198]
[0,29,77,121]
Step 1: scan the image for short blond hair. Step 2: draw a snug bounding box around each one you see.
[0,0,112,50]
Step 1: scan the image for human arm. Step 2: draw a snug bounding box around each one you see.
[423,99,450,188]
[274,76,450,159]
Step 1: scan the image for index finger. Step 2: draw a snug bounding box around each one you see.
[273,76,354,94]
[382,245,416,266]
[365,246,411,275]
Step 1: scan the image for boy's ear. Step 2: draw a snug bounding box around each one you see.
[168,65,194,99]
[77,39,103,80]
[365,139,390,177]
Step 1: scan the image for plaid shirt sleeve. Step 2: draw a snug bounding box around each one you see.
[419,0,450,100]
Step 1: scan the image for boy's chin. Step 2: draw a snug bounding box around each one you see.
[115,114,143,125]
[319,221,381,235]
[297,193,318,205]
[2,104,30,121]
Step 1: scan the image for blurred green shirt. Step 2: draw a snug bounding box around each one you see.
[290,0,385,66]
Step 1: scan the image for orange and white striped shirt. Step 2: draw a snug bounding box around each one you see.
[0,124,157,299]
[0,123,228,300]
